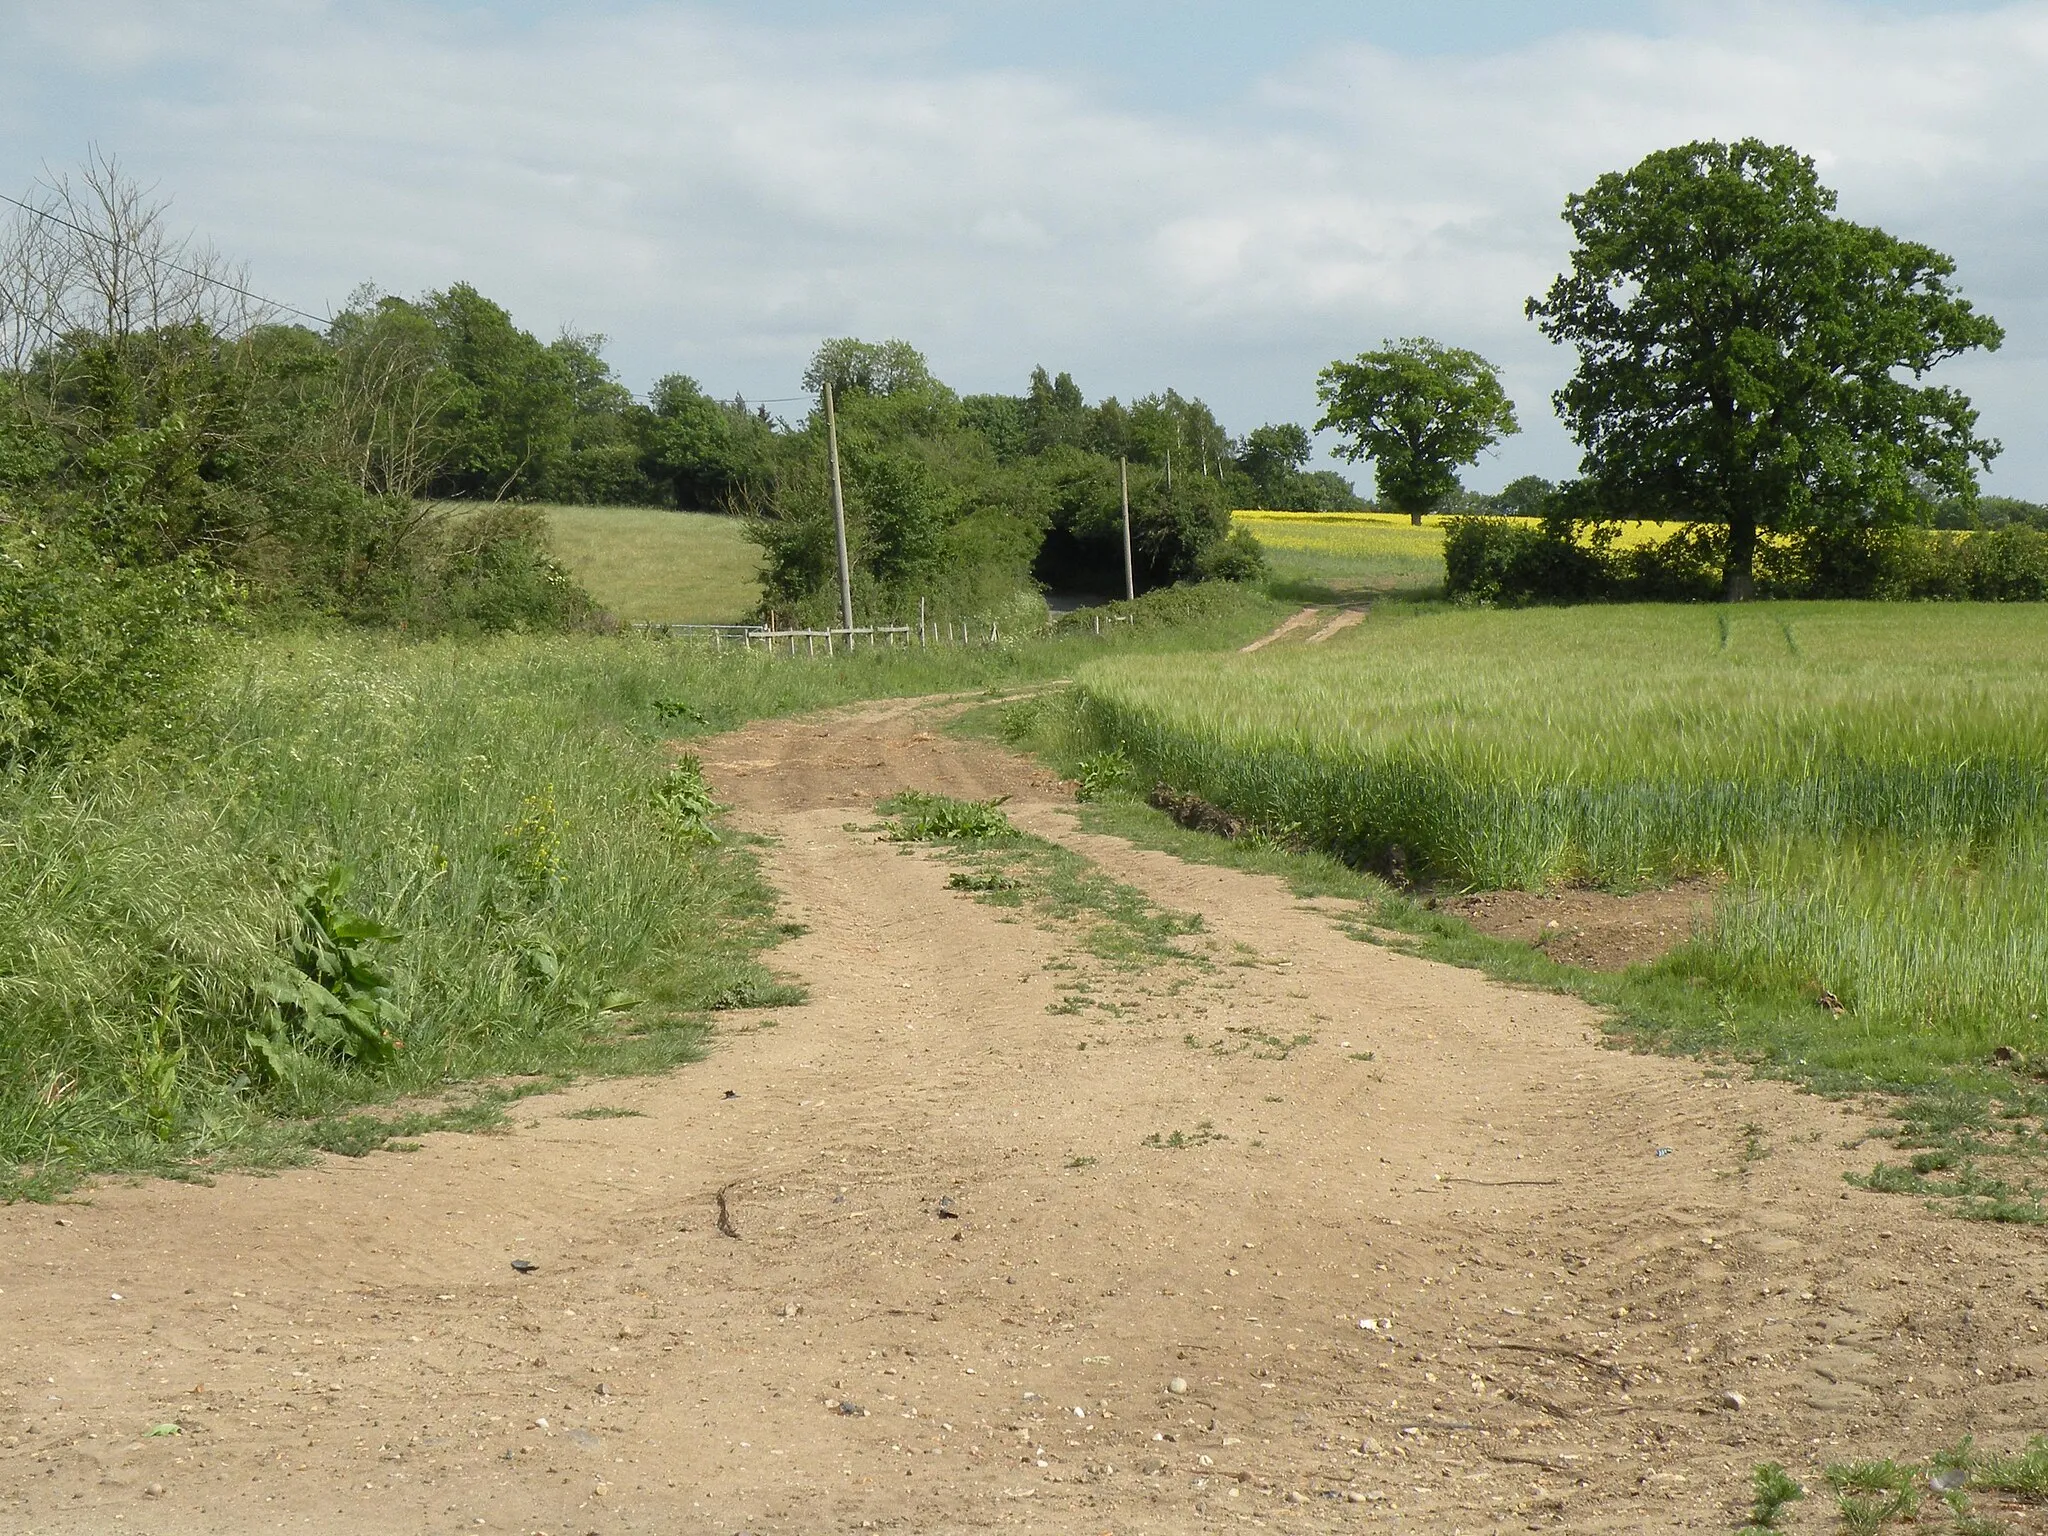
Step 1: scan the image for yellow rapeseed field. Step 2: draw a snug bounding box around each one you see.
[1232,508,1690,552]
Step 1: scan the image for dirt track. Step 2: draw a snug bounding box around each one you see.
[4,696,2046,1533]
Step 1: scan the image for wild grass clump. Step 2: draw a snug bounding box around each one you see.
[0,633,791,1193]
[1072,603,2048,1078]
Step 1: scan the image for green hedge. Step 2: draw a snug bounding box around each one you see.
[1444,517,2048,604]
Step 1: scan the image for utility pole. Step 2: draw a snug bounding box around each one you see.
[1120,455,1135,602]
[825,382,855,633]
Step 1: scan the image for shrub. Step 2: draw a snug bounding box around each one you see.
[420,505,596,634]
[1962,524,2048,601]
[1442,516,1604,604]
[1442,515,1539,603]
[1202,526,1270,583]
[0,507,228,767]
[1445,514,2048,606]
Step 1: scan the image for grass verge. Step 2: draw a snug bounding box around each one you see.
[2,582,1279,1198]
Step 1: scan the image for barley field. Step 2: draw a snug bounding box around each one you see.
[1075,602,2048,1075]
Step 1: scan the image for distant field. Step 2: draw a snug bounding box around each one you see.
[1232,510,1445,597]
[1233,508,1700,600]
[542,504,761,623]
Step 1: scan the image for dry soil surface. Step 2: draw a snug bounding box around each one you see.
[1439,883,1720,973]
[5,697,2047,1536]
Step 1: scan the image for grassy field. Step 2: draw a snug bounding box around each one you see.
[1232,510,1445,598]
[0,584,1285,1195]
[1067,603,2048,1095]
[541,504,762,622]
[1232,509,1700,601]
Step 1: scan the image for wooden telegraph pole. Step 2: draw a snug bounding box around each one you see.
[825,382,855,634]
[1120,456,1136,602]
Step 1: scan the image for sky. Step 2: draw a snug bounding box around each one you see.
[2,0,2044,493]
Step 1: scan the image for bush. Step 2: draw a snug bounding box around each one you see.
[1442,515,1539,603]
[1959,524,2048,601]
[1442,516,1604,604]
[0,508,228,767]
[1443,514,2048,606]
[1202,526,1270,583]
[419,505,597,634]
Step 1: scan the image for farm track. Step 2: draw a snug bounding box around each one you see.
[3,695,2046,1533]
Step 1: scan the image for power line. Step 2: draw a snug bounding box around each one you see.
[0,189,332,329]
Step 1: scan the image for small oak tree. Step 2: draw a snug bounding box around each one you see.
[1315,339,1518,524]
[1528,138,2004,601]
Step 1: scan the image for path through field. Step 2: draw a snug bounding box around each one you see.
[5,698,2045,1534]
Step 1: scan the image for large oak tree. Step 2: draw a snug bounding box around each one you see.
[1529,138,2003,600]
[1315,339,1518,524]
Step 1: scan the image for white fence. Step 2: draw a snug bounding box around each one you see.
[633,610,1131,658]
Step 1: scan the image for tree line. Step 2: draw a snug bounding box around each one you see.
[1314,137,2031,603]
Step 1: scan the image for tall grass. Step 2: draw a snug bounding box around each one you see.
[0,635,789,1188]
[1074,603,2048,1075]
[1,581,1285,1192]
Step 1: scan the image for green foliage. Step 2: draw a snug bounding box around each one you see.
[880,790,1019,843]
[1443,513,2048,605]
[655,755,721,843]
[1530,137,2004,599]
[416,505,595,634]
[1740,1462,1805,1531]
[642,374,776,511]
[803,337,938,400]
[1073,747,1133,801]
[1233,424,1365,512]
[251,868,404,1080]
[1239,423,1310,494]
[1023,367,1092,454]
[1202,525,1271,583]
[0,632,806,1193]
[1132,468,1232,586]
[0,509,229,766]
[318,284,658,508]
[1315,338,1519,522]
[0,205,597,681]
[1442,514,1605,605]
[417,282,579,501]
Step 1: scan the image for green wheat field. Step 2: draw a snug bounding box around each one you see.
[1074,602,2048,1080]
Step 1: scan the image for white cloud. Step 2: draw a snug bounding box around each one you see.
[2,0,2045,488]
